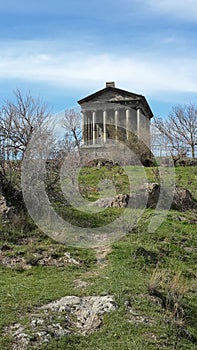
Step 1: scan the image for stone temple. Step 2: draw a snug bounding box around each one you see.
[78,82,153,163]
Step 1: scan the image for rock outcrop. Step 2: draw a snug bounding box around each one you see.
[0,194,15,219]
[5,295,118,349]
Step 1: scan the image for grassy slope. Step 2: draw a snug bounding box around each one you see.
[0,166,197,350]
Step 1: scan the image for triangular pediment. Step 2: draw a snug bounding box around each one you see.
[78,86,142,104]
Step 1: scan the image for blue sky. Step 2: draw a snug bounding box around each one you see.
[1,0,197,117]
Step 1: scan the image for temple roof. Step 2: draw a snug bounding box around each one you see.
[77,82,153,119]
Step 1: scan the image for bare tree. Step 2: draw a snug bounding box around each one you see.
[48,108,83,182]
[61,108,82,150]
[0,89,51,161]
[0,89,52,203]
[153,104,197,159]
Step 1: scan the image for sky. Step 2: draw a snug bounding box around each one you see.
[1,0,197,118]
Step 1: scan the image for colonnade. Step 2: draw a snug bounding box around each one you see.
[82,107,142,145]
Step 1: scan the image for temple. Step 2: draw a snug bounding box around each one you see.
[77,82,153,163]
[78,82,153,145]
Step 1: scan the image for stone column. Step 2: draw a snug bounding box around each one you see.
[87,116,89,144]
[137,108,140,137]
[87,116,91,145]
[81,111,85,144]
[146,118,150,147]
[103,110,107,143]
[115,109,118,141]
[126,108,130,140]
[92,111,96,145]
[90,119,93,144]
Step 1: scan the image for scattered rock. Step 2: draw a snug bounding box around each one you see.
[5,295,118,349]
[87,159,118,168]
[0,254,31,270]
[38,251,80,267]
[124,300,153,325]
[92,194,129,208]
[74,279,89,289]
[91,184,197,211]
[0,249,81,269]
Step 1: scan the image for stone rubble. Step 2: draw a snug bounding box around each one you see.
[0,249,80,269]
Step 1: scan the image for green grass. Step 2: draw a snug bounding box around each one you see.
[0,165,197,349]
[175,166,197,198]
[40,210,196,349]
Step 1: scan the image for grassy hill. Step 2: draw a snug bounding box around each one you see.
[0,165,196,349]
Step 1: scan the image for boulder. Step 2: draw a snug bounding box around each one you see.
[140,184,196,211]
[93,194,129,208]
[92,184,197,211]
[171,187,197,211]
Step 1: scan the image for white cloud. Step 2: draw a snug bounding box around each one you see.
[143,0,197,21]
[0,40,197,100]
